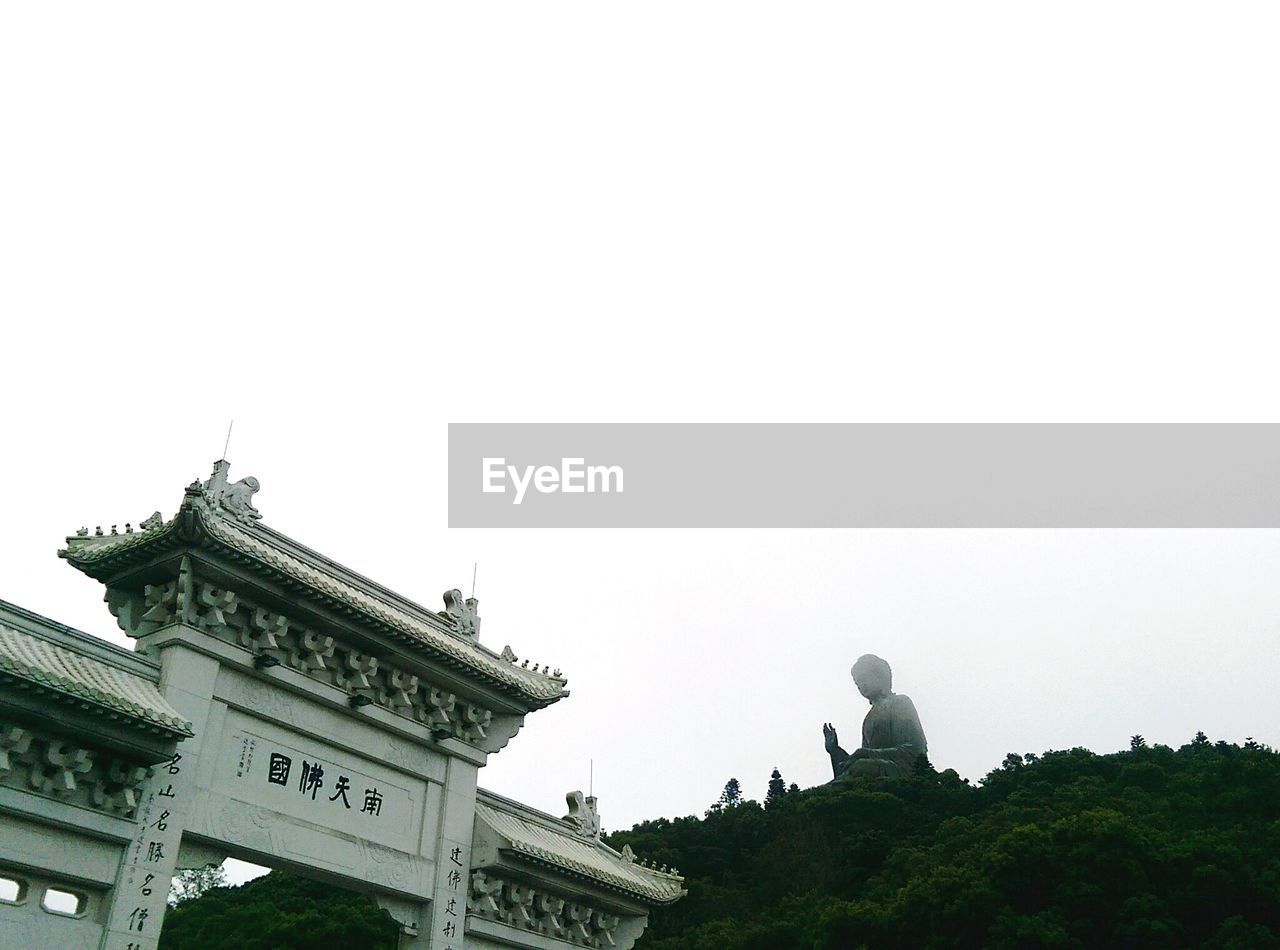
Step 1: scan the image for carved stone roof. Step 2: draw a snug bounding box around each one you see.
[59,466,569,711]
[475,790,685,905]
[0,615,192,738]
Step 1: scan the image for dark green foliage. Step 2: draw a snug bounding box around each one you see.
[606,737,1280,949]
[706,777,745,817]
[158,870,399,949]
[766,768,788,809]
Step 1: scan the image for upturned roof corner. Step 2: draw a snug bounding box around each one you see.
[59,460,569,713]
[474,789,687,907]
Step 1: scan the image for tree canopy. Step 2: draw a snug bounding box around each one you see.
[606,737,1280,949]
[162,737,1280,948]
[158,868,399,950]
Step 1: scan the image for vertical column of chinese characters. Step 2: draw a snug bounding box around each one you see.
[433,842,466,949]
[103,750,187,950]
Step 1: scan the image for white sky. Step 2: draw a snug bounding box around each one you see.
[2,1,1278,886]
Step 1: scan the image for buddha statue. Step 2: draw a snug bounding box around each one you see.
[823,654,927,780]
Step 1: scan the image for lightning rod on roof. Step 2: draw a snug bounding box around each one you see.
[221,420,234,461]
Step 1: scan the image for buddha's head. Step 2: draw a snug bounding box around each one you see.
[851,654,892,702]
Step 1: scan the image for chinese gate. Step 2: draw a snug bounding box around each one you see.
[0,462,683,949]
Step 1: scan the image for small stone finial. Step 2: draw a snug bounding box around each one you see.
[621,844,636,863]
[563,790,602,839]
[76,527,88,537]
[439,589,481,639]
[553,668,561,678]
[500,646,517,663]
[94,526,103,536]
[204,459,231,496]
[140,511,163,531]
[110,525,118,535]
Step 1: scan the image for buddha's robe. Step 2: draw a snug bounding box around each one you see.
[832,693,927,780]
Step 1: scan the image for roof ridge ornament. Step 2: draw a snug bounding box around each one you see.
[201,459,261,524]
[563,789,601,839]
[438,588,481,640]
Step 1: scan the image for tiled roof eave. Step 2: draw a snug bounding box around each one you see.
[209,544,567,710]
[60,510,569,711]
[500,844,686,906]
[59,527,192,580]
[0,668,193,738]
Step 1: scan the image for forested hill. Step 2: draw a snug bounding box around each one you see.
[158,871,398,949]
[158,737,1279,949]
[606,736,1280,949]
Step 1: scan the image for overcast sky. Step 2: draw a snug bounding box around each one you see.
[3,1,1277,886]
[6,449,1278,833]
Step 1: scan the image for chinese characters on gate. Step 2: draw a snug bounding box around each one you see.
[266,751,383,817]
[122,749,183,944]
[442,842,465,946]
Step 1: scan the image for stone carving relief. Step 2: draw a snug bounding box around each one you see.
[108,571,502,750]
[205,793,279,853]
[438,588,481,639]
[564,790,602,839]
[360,840,421,891]
[0,721,150,817]
[202,460,262,523]
[470,870,622,947]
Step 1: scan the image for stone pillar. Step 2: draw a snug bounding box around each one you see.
[98,635,218,950]
[424,752,479,950]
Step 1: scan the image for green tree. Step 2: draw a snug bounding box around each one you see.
[606,738,1280,949]
[158,871,399,949]
[706,777,744,816]
[169,864,228,905]
[765,768,787,809]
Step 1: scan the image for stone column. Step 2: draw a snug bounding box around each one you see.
[98,635,218,950]
[424,752,479,950]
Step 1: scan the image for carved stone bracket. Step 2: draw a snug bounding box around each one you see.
[30,741,94,796]
[92,760,151,815]
[287,629,335,674]
[469,870,623,948]
[0,720,151,817]
[334,651,379,693]
[108,568,514,752]
[0,723,33,775]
